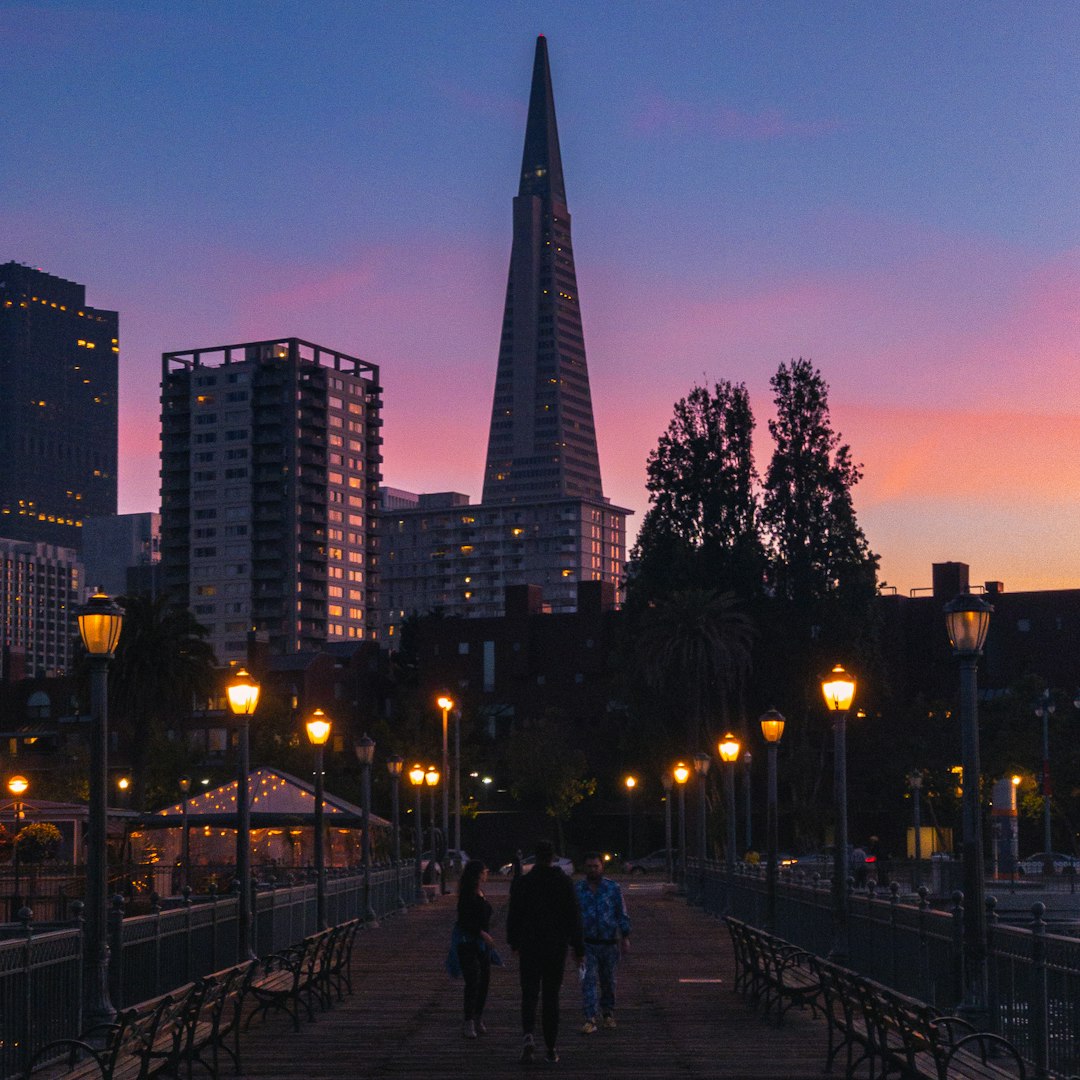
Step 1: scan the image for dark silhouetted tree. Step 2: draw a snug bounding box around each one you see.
[107,593,217,809]
[761,358,878,610]
[628,381,762,605]
[636,589,754,749]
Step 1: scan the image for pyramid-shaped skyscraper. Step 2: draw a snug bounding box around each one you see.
[482,36,603,506]
[381,37,629,629]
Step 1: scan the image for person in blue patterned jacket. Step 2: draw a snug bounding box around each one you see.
[574,852,631,1033]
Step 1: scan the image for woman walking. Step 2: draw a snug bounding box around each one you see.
[457,860,494,1038]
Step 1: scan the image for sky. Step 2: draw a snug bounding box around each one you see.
[4,1,1080,594]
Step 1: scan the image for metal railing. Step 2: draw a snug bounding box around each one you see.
[692,859,1080,1078]
[0,863,420,1080]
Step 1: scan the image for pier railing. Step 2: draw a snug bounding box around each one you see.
[691,858,1080,1079]
[0,864,418,1080]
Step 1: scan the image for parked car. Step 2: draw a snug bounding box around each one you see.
[497,853,574,876]
[624,849,676,874]
[1016,852,1079,875]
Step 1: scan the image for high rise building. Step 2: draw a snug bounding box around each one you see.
[381,37,629,634]
[0,537,83,678]
[160,338,382,662]
[82,512,161,598]
[482,35,603,506]
[0,262,118,548]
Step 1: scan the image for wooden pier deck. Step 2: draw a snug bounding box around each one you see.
[237,878,832,1078]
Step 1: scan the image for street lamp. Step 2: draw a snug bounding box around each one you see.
[1034,690,1055,874]
[944,591,993,1023]
[77,588,124,1026]
[306,710,331,930]
[692,753,710,904]
[386,756,404,909]
[408,764,427,903]
[718,734,741,914]
[760,710,785,932]
[425,766,440,887]
[661,772,674,884]
[907,770,923,892]
[354,733,376,924]
[436,694,454,892]
[226,666,260,959]
[821,663,856,960]
[742,751,753,854]
[624,776,637,861]
[673,763,690,894]
[178,775,191,892]
[8,775,28,920]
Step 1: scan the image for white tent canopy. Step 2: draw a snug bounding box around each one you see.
[150,768,389,828]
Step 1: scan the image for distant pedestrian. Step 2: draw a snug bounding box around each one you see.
[456,860,494,1039]
[575,852,630,1033]
[851,845,868,886]
[506,840,584,1064]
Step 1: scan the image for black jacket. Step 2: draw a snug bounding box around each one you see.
[506,864,584,957]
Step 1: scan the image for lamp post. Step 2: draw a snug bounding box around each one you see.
[821,664,856,960]
[907,770,923,892]
[692,754,710,904]
[306,710,331,931]
[624,776,636,861]
[436,695,454,893]
[8,775,28,920]
[760,710,785,932]
[408,765,427,903]
[673,763,689,894]
[354,733,376,924]
[425,766,440,890]
[1034,690,1054,874]
[77,589,124,1026]
[661,772,674,884]
[178,775,191,892]
[944,591,993,1022]
[718,734,741,914]
[742,751,753,854]
[226,666,260,960]
[386,756,404,908]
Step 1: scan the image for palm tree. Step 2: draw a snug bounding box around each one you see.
[636,589,754,750]
[106,593,217,809]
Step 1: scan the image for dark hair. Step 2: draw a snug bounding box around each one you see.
[534,840,555,863]
[458,859,486,896]
[582,851,603,864]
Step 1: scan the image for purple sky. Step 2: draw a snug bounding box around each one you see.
[4,2,1080,593]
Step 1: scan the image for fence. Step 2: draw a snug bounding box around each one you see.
[0,863,419,1080]
[691,859,1080,1079]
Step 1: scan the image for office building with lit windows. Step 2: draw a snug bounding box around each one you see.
[0,262,118,548]
[0,538,83,678]
[160,339,382,662]
[380,37,628,636]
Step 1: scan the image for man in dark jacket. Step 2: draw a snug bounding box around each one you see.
[507,840,584,1064]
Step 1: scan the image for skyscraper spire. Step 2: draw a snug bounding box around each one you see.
[482,35,604,505]
[518,35,566,204]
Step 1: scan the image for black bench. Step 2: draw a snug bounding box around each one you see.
[723,917,821,1024]
[24,986,199,1080]
[723,917,1027,1079]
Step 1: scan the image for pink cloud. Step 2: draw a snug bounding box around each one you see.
[634,95,842,139]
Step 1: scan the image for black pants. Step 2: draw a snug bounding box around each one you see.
[519,948,567,1050]
[457,941,491,1021]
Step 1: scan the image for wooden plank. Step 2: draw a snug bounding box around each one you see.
[237,879,834,1078]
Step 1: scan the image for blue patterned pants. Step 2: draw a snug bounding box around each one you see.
[581,942,619,1018]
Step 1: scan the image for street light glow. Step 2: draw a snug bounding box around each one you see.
[821,665,856,712]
